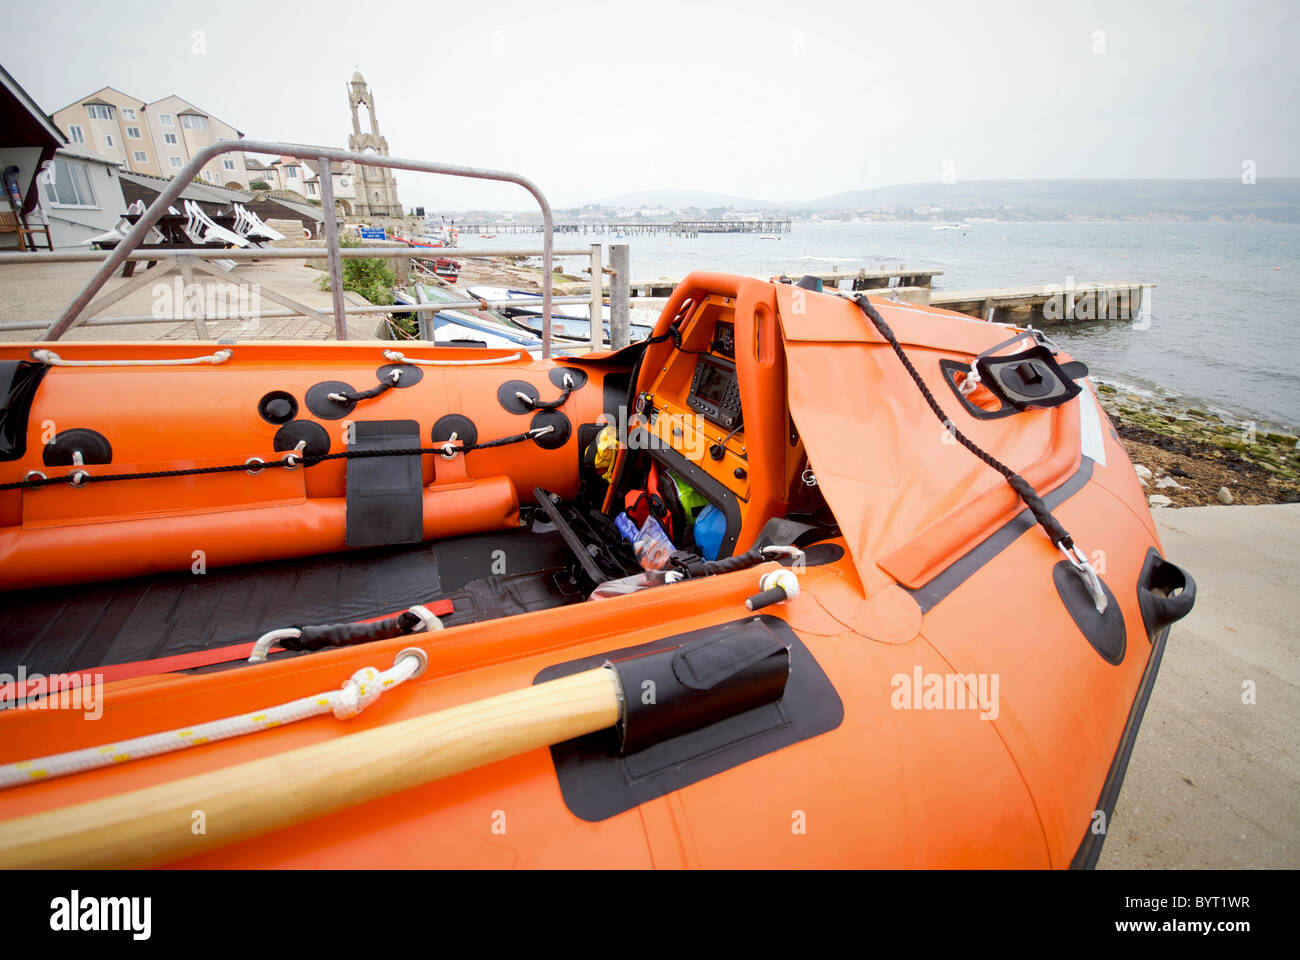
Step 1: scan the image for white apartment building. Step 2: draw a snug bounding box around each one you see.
[51,88,250,189]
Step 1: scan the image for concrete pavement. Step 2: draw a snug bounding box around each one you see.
[1099,504,1300,869]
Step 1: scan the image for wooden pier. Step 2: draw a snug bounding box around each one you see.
[568,266,942,299]
[568,270,1151,326]
[927,281,1154,324]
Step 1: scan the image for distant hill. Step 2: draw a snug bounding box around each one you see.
[574,179,1300,222]
[592,188,785,211]
[795,178,1300,221]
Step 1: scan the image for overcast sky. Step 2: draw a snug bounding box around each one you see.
[3,0,1296,210]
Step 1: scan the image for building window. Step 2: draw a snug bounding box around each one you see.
[127,127,141,138]
[170,156,184,169]
[181,115,208,130]
[67,125,85,144]
[133,151,147,163]
[160,114,173,126]
[286,167,298,179]
[307,182,318,196]
[123,108,136,120]
[222,158,236,171]
[40,159,96,207]
[86,104,114,120]
[104,135,114,148]
[164,132,178,144]
[202,170,215,182]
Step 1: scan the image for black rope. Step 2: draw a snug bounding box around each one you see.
[853,294,1075,550]
[518,375,574,410]
[0,427,548,492]
[329,373,398,404]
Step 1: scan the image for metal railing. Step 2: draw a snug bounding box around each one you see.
[35,141,570,357]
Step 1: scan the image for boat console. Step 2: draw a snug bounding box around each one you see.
[583,283,827,568]
[636,295,752,501]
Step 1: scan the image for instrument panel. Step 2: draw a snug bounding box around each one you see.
[686,354,742,430]
[641,295,750,501]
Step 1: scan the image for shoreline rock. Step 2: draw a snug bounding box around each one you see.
[1097,384,1300,506]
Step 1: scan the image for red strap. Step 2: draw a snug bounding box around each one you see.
[0,599,455,698]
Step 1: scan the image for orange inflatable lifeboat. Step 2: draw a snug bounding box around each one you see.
[0,272,1194,868]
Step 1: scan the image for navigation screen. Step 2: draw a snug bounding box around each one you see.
[694,359,733,406]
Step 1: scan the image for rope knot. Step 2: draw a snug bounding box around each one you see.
[334,666,384,719]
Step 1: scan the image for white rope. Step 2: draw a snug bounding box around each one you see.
[383,348,523,367]
[31,348,233,367]
[756,568,801,603]
[0,648,428,790]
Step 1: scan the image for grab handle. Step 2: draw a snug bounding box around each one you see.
[1136,549,1196,641]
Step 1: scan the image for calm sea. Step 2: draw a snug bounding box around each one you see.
[465,221,1300,429]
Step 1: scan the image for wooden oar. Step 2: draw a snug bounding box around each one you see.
[0,666,621,870]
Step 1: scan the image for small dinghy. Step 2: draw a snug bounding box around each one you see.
[465,285,652,345]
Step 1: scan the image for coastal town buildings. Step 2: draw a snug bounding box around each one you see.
[50,88,250,190]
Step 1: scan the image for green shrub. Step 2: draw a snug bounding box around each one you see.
[250,179,271,190]
[319,238,405,331]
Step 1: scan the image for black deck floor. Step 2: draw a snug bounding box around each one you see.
[0,523,579,677]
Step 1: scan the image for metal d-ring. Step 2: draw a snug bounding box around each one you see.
[280,439,307,470]
[440,431,460,461]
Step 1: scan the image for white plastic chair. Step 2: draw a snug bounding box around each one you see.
[178,201,237,271]
[232,203,284,243]
[185,200,249,248]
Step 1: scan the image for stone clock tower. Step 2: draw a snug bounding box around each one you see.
[345,71,403,218]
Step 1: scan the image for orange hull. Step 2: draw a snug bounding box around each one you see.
[0,274,1192,867]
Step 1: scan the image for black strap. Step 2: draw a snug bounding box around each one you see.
[853,294,1076,551]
